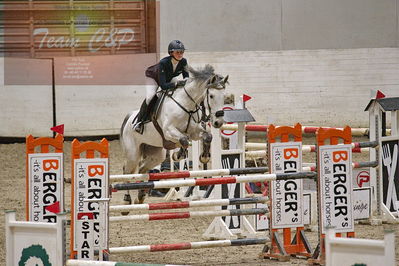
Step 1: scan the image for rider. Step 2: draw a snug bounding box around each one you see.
[133,40,189,133]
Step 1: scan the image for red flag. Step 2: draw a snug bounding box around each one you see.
[51,124,64,135]
[45,201,60,214]
[376,90,386,99]
[243,94,252,102]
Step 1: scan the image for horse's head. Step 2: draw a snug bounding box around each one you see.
[205,74,229,128]
[186,64,229,129]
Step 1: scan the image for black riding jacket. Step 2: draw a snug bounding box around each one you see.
[146,56,189,90]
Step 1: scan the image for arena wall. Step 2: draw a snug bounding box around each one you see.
[159,0,399,52]
[2,48,398,138]
[186,48,399,127]
[1,0,399,137]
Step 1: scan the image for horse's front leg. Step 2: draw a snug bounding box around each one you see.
[199,131,212,164]
[172,136,189,161]
[164,127,190,161]
[188,124,212,164]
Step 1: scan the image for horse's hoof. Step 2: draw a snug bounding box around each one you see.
[123,193,132,205]
[172,152,181,161]
[134,198,145,204]
[121,193,132,215]
[199,155,210,164]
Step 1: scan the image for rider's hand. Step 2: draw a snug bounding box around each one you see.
[176,79,187,88]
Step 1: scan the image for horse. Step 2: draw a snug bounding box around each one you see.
[120,64,229,205]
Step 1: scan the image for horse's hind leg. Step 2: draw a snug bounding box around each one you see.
[139,145,166,173]
[136,146,167,203]
[135,190,147,204]
[121,151,140,214]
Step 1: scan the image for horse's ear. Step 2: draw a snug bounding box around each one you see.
[209,75,217,84]
[223,75,229,84]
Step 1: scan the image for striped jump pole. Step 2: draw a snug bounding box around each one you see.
[110,166,268,183]
[109,238,268,254]
[204,161,314,173]
[109,208,268,223]
[245,151,378,169]
[110,196,268,212]
[245,142,372,153]
[299,161,378,170]
[111,172,316,191]
[300,126,370,136]
[246,149,375,161]
[221,124,379,136]
[353,160,378,168]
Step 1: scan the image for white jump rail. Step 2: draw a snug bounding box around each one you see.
[325,228,395,266]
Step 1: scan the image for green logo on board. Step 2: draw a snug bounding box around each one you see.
[18,244,51,266]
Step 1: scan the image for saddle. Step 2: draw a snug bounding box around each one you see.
[135,90,178,150]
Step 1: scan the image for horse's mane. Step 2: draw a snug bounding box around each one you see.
[186,64,215,82]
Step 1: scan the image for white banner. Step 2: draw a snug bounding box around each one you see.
[319,145,354,233]
[76,219,94,260]
[303,193,311,225]
[73,158,108,250]
[28,153,63,223]
[270,142,304,228]
[353,187,371,220]
[6,212,65,266]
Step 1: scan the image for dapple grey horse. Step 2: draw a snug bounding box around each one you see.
[120,65,228,204]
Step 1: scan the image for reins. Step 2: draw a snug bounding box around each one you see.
[167,86,209,133]
[164,74,225,134]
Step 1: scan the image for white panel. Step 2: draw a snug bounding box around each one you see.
[0,57,53,137]
[56,85,144,136]
[6,211,65,266]
[0,85,53,137]
[325,228,395,266]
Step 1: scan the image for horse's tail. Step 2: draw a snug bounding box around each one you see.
[120,110,135,141]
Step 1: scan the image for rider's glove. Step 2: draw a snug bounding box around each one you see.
[175,79,187,88]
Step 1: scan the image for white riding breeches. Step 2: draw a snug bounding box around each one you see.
[145,77,159,105]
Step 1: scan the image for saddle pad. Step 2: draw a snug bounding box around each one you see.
[152,89,172,120]
[151,89,178,150]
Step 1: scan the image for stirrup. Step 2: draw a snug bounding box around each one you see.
[134,122,144,134]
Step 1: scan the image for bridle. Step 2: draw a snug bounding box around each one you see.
[202,76,226,123]
[167,75,225,133]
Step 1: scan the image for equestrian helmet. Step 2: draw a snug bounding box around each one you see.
[168,40,186,54]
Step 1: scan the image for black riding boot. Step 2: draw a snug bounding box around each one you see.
[133,100,148,134]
